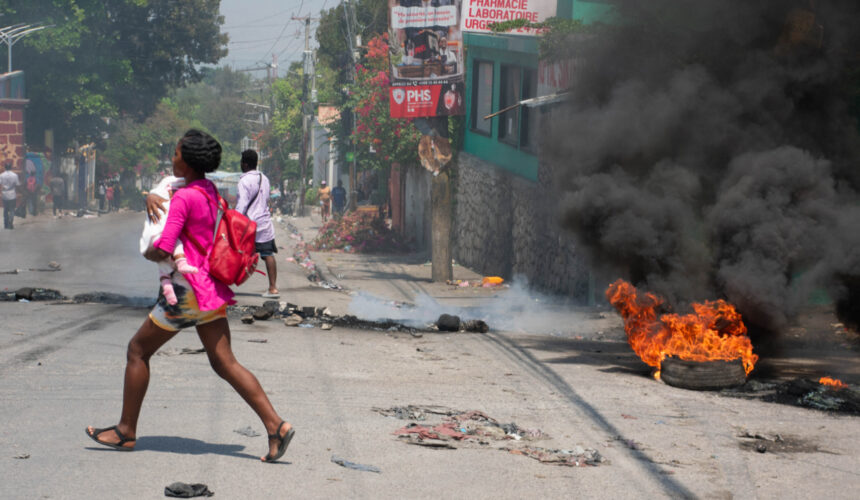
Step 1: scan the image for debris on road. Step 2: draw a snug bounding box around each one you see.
[247,338,268,343]
[233,426,261,437]
[12,287,65,301]
[508,446,604,467]
[310,212,409,254]
[13,453,30,459]
[385,407,602,467]
[372,405,459,421]
[721,378,860,414]
[436,314,460,332]
[331,455,381,473]
[240,315,254,324]
[164,482,214,498]
[252,301,279,320]
[284,314,303,326]
[71,292,153,307]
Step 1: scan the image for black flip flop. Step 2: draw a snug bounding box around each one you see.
[262,421,295,463]
[86,425,135,451]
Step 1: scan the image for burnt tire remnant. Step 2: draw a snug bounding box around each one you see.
[660,356,747,391]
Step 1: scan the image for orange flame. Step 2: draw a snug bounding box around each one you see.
[819,377,847,389]
[606,279,758,379]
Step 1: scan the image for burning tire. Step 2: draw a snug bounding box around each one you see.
[660,356,747,391]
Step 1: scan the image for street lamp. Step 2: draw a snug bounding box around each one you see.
[0,23,52,72]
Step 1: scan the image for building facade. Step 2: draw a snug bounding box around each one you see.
[453,0,612,301]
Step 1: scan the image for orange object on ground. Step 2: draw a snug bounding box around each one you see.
[482,276,504,286]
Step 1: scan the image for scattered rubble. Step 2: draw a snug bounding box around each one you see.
[436,314,460,332]
[721,377,860,414]
[310,212,409,254]
[0,287,66,301]
[382,406,604,467]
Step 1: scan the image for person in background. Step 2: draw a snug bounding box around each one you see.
[1,162,20,229]
[332,179,347,216]
[105,183,115,211]
[97,181,106,211]
[236,149,280,299]
[24,158,39,216]
[318,180,331,222]
[49,171,66,216]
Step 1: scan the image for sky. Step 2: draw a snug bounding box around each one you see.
[218,0,331,76]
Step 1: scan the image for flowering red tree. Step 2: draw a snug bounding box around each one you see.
[346,33,421,172]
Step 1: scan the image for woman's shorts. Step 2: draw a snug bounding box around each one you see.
[149,274,227,332]
[255,239,277,258]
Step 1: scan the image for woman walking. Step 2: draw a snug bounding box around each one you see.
[86,129,294,462]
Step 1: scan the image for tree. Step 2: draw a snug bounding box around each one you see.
[345,34,420,172]
[0,0,228,148]
[101,67,255,179]
[260,62,305,188]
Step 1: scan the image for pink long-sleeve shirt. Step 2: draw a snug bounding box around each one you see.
[154,178,235,310]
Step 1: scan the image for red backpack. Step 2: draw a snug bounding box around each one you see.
[186,185,260,286]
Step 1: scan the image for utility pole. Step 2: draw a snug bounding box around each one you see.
[344,0,359,211]
[293,15,314,217]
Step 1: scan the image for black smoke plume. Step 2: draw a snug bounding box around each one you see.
[546,0,860,334]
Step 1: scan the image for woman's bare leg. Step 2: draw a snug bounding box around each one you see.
[195,318,290,460]
[87,317,178,447]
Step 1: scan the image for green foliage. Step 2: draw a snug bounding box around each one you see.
[102,67,253,179]
[305,186,319,206]
[488,17,589,61]
[345,34,421,171]
[4,0,228,148]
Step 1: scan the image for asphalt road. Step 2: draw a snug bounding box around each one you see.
[1,211,858,499]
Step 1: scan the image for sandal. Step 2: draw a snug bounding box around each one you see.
[262,421,294,463]
[86,425,135,451]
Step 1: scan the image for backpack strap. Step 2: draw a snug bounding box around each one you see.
[182,184,226,256]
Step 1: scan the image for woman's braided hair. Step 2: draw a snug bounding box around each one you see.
[179,129,221,174]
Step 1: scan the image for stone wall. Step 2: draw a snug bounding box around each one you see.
[453,152,591,301]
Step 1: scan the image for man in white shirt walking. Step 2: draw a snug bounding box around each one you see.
[235,150,280,298]
[0,162,21,229]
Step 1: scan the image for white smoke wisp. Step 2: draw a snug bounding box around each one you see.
[347,278,594,335]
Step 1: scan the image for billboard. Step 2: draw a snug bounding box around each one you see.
[388,0,465,118]
[460,0,557,35]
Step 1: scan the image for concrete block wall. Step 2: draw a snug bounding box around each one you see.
[453,152,590,301]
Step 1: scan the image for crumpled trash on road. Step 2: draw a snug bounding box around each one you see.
[164,482,214,498]
[331,455,381,473]
[508,445,604,467]
[372,405,459,421]
[386,407,602,467]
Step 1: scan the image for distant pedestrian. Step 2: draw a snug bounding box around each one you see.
[105,184,115,211]
[24,158,38,216]
[1,162,20,229]
[87,129,294,463]
[97,181,106,211]
[332,179,346,216]
[49,172,66,216]
[236,149,280,298]
[318,180,331,222]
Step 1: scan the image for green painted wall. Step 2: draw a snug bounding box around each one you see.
[462,34,539,181]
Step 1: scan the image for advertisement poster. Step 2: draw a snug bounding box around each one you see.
[460,0,557,35]
[388,0,465,118]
